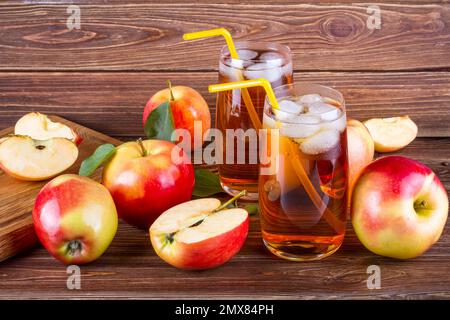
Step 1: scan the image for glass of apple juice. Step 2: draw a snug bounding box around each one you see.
[216,42,293,200]
[259,83,349,261]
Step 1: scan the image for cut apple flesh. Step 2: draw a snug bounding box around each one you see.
[151,198,221,234]
[175,208,248,244]
[364,116,418,152]
[150,198,248,244]
[15,112,80,144]
[0,136,78,181]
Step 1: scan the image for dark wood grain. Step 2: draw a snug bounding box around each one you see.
[1,71,449,138]
[0,3,449,71]
[0,137,448,299]
[0,0,449,301]
[0,117,121,262]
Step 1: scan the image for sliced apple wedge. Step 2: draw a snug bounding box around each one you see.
[0,136,78,181]
[150,198,249,270]
[15,112,82,145]
[364,116,418,152]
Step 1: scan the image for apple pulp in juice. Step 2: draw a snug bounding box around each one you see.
[216,46,293,199]
[259,95,348,260]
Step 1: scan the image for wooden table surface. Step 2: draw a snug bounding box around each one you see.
[0,1,449,299]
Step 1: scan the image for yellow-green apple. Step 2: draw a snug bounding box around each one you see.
[33,174,118,265]
[0,135,78,181]
[364,116,417,152]
[102,139,195,229]
[15,112,82,145]
[143,82,211,149]
[352,156,448,259]
[347,119,374,203]
[150,197,249,270]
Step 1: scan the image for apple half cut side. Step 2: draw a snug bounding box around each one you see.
[0,136,78,181]
[150,198,249,270]
[15,112,83,145]
[363,116,418,152]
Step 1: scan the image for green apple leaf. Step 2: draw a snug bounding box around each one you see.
[144,100,175,142]
[244,203,259,216]
[192,168,224,197]
[79,143,116,177]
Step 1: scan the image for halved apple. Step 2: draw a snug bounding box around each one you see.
[363,116,418,152]
[150,198,249,270]
[0,136,78,181]
[15,112,82,145]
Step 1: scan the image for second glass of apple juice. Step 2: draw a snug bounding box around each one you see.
[259,83,348,261]
[216,42,293,200]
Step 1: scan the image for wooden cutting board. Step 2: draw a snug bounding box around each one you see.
[0,116,121,262]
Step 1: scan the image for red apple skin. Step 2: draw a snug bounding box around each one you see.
[151,216,249,270]
[103,139,195,229]
[347,119,374,206]
[73,131,83,146]
[143,86,211,149]
[33,174,118,265]
[347,119,374,188]
[351,156,448,259]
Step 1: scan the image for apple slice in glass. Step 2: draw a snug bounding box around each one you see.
[15,112,82,145]
[363,116,418,152]
[0,136,78,181]
[150,198,249,270]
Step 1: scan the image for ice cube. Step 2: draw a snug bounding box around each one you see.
[262,113,279,129]
[298,94,322,104]
[274,108,321,124]
[279,121,321,139]
[229,58,245,69]
[244,63,283,83]
[237,49,258,60]
[219,63,241,81]
[300,130,340,155]
[322,115,346,132]
[259,52,284,67]
[307,102,341,121]
[278,99,304,114]
[274,109,295,122]
[296,115,322,124]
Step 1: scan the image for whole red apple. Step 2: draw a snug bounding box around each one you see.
[352,156,448,259]
[33,174,118,265]
[150,198,249,270]
[103,139,195,229]
[143,82,211,150]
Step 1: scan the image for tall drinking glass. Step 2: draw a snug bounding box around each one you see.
[216,42,293,200]
[259,83,348,261]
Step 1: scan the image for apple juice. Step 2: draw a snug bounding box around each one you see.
[259,84,348,261]
[215,42,293,200]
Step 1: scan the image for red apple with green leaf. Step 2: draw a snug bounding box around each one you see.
[102,139,195,229]
[143,81,211,150]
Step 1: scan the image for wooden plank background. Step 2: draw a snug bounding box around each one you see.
[0,0,449,299]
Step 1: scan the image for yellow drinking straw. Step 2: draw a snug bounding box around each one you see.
[183,28,262,130]
[208,78,344,234]
[183,28,238,58]
[209,78,279,109]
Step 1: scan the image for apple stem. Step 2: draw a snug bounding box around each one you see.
[66,240,82,257]
[167,80,175,102]
[213,190,248,212]
[137,138,147,157]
